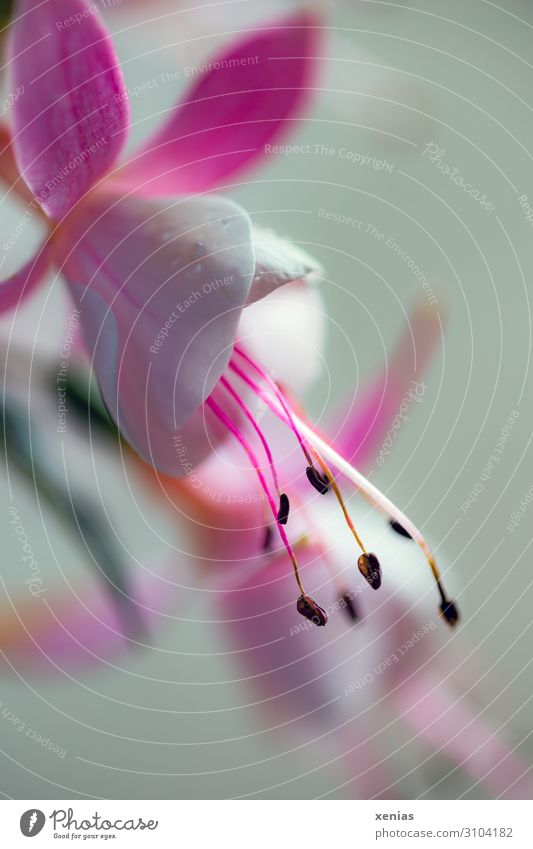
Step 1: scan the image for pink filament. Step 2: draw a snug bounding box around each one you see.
[230,347,313,465]
[219,375,282,495]
[205,397,302,590]
[228,359,282,418]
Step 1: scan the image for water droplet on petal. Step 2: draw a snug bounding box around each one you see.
[191,240,205,260]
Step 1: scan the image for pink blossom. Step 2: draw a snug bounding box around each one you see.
[0,0,525,800]
[1,2,458,648]
[0,0,321,469]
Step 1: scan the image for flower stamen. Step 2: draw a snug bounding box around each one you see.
[341,591,360,622]
[232,348,376,578]
[206,396,326,624]
[308,447,368,556]
[389,520,413,539]
[305,464,330,494]
[357,552,382,590]
[297,594,327,626]
[233,345,315,466]
[233,347,333,492]
[219,375,289,524]
[293,414,459,626]
[226,347,458,626]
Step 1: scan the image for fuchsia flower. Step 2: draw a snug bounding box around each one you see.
[0,0,458,630]
[0,1,528,802]
[0,0,320,392]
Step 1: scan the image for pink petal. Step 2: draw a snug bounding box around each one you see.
[217,546,396,796]
[331,303,442,470]
[53,192,255,473]
[112,10,320,196]
[238,277,326,393]
[393,671,533,799]
[1,562,185,674]
[219,544,382,728]
[0,240,51,313]
[135,445,267,564]
[132,277,328,546]
[357,571,532,799]
[9,0,130,220]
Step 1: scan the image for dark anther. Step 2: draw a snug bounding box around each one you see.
[389,520,413,539]
[357,552,382,590]
[341,592,360,623]
[439,600,459,627]
[297,594,328,626]
[277,493,290,525]
[262,525,273,550]
[306,465,330,495]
